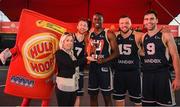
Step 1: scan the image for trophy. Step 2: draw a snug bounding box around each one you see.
[86,38,104,63]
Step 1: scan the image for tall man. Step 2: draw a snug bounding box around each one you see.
[73,19,89,106]
[113,15,143,107]
[141,9,180,106]
[87,12,119,106]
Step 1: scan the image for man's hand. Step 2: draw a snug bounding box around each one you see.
[86,56,97,62]
[172,78,180,91]
[97,58,106,64]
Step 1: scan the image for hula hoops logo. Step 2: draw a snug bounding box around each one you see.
[22,33,59,78]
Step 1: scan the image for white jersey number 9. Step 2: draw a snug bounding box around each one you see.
[147,43,155,55]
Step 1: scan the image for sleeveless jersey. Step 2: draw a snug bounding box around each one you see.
[73,34,85,71]
[142,31,169,72]
[116,32,140,71]
[73,35,85,59]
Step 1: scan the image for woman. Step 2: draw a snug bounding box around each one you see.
[55,32,84,106]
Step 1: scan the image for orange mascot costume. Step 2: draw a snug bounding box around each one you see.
[0,9,75,106]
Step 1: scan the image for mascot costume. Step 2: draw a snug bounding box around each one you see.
[0,9,75,106]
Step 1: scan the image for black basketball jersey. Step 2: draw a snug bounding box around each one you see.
[73,34,85,71]
[142,31,169,72]
[89,29,110,59]
[116,32,140,71]
[73,34,85,59]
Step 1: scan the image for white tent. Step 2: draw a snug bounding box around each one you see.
[169,14,180,36]
[0,10,10,22]
[169,14,180,25]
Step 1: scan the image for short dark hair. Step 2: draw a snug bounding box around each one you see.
[78,18,88,24]
[93,12,104,23]
[94,12,103,18]
[144,9,158,18]
[119,15,131,19]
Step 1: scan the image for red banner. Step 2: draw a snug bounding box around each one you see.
[4,9,75,99]
[1,22,178,37]
[0,22,19,33]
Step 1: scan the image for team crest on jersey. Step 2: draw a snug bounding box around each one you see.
[145,36,148,40]
[129,37,134,41]
[155,36,161,39]
[99,34,104,38]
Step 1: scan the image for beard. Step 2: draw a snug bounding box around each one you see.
[147,25,156,31]
[120,28,130,34]
[145,23,156,31]
[78,30,86,34]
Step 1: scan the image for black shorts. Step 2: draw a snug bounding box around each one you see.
[55,87,77,106]
[142,71,176,106]
[113,70,141,103]
[76,70,84,96]
[88,62,113,96]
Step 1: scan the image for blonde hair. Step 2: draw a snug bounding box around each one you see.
[59,32,76,60]
[59,32,73,50]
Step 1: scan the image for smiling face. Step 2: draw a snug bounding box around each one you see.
[143,13,158,31]
[119,17,132,33]
[77,20,88,34]
[62,35,74,51]
[92,14,103,29]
